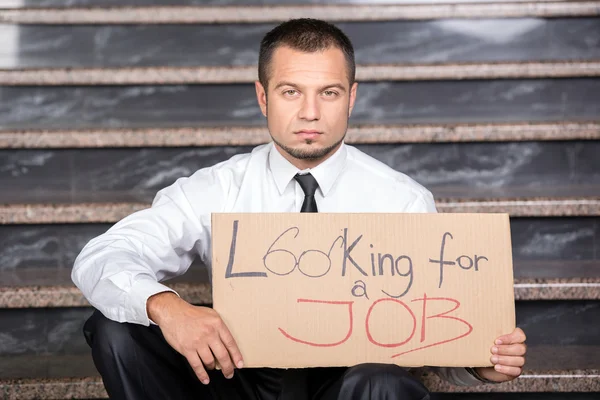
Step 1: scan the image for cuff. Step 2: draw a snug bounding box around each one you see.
[128,275,180,326]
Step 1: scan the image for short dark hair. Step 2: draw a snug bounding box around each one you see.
[258,18,356,90]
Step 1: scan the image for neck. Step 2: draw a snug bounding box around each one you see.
[274,142,342,170]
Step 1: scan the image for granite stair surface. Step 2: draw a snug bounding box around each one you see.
[1,0,599,398]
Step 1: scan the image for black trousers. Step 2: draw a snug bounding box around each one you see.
[84,310,431,400]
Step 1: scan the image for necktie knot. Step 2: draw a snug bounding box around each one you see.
[294,173,319,213]
[294,173,319,197]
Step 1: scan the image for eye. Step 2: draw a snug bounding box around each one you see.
[283,89,298,96]
[323,90,339,97]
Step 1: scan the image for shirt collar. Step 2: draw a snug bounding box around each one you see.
[268,141,347,197]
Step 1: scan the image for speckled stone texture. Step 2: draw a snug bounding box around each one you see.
[1,278,598,308]
[0,3,598,24]
[513,278,600,300]
[0,282,212,308]
[435,198,600,217]
[1,122,598,148]
[417,369,600,392]
[1,61,599,85]
[1,198,598,224]
[2,370,599,399]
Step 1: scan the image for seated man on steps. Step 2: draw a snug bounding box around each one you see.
[73,18,527,400]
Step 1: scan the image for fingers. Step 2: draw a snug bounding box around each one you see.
[197,346,216,371]
[490,354,525,367]
[496,327,526,345]
[490,338,526,380]
[219,323,244,369]
[209,339,235,379]
[492,343,527,357]
[492,364,522,377]
[186,352,210,385]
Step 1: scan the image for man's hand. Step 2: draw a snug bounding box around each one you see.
[147,292,244,385]
[475,327,527,383]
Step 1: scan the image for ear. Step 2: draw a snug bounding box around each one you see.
[255,81,267,117]
[348,82,358,117]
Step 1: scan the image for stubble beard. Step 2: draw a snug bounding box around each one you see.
[272,135,345,160]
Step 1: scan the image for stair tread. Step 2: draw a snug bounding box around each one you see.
[3,61,599,85]
[2,197,600,225]
[2,186,600,205]
[2,122,599,149]
[1,2,598,24]
[1,267,598,308]
[0,348,598,395]
[3,260,600,288]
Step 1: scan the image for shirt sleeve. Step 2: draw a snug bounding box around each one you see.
[72,169,225,326]
[407,189,485,386]
[407,188,438,213]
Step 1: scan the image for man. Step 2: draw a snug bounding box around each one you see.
[73,18,527,400]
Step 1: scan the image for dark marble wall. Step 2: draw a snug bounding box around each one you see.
[1,80,599,130]
[0,301,598,358]
[1,19,598,68]
[1,142,599,203]
[1,219,597,276]
[0,307,91,356]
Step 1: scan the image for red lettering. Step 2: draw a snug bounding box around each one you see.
[366,298,416,348]
[278,299,354,347]
[391,294,473,358]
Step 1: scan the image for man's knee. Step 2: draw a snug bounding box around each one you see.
[343,364,429,399]
[345,363,406,382]
[84,310,139,359]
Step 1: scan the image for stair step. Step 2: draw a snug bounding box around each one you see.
[2,19,597,70]
[0,0,593,8]
[1,198,599,225]
[2,122,599,148]
[2,218,596,280]
[1,80,598,130]
[3,61,599,85]
[2,142,599,206]
[2,276,599,308]
[5,261,599,286]
[2,301,597,357]
[0,350,598,399]
[0,2,598,24]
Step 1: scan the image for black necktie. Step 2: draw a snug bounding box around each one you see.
[294,173,319,213]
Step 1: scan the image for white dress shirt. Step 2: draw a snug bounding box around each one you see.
[72,141,483,386]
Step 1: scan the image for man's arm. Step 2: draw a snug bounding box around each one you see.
[72,170,244,384]
[72,175,210,325]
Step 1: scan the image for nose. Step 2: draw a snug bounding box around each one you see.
[298,95,320,121]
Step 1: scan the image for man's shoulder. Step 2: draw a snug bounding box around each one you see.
[191,143,270,180]
[157,143,269,202]
[345,145,431,198]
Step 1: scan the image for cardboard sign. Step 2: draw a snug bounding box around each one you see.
[212,213,515,368]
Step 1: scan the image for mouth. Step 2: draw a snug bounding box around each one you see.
[295,130,322,140]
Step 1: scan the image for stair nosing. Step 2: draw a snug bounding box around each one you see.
[1,61,599,85]
[1,277,598,308]
[0,2,598,24]
[1,198,599,224]
[1,121,598,148]
[1,369,598,397]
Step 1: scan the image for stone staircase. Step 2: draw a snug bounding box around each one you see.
[0,0,599,399]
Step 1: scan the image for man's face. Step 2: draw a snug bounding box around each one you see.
[255,45,358,166]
